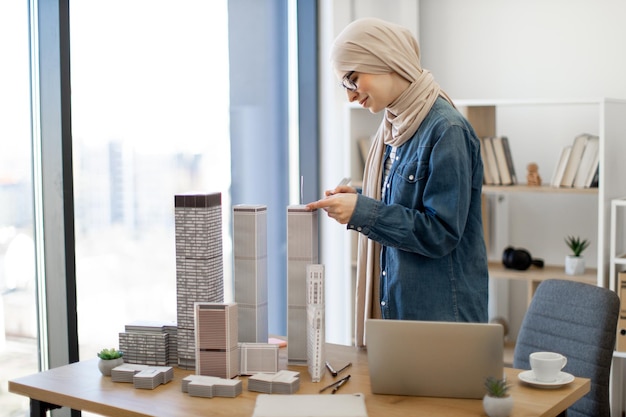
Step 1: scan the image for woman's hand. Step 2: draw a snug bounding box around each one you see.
[325,185,356,197]
[306,187,358,225]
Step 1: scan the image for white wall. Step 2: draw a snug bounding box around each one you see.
[419,0,626,100]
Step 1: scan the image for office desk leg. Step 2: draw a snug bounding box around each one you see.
[30,398,61,417]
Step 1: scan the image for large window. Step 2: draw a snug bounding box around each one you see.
[69,0,231,360]
[1,3,314,413]
[0,2,38,416]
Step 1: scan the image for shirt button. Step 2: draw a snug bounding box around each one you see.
[409,174,414,180]
[395,156,399,161]
[381,301,386,306]
[356,227,362,232]
[386,183,390,188]
[382,271,386,276]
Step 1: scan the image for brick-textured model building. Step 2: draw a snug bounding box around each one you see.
[174,193,224,369]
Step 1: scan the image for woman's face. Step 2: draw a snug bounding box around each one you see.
[337,70,408,114]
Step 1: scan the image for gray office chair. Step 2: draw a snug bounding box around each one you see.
[513,279,620,417]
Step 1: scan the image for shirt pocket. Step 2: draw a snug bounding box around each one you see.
[389,160,429,208]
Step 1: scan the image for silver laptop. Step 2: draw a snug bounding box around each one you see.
[366,319,504,399]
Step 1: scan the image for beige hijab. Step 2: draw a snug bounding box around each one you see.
[331,18,454,346]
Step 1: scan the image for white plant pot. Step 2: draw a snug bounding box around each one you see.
[565,255,585,275]
[483,394,513,417]
[98,357,124,376]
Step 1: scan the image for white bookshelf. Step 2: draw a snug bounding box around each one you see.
[610,197,626,292]
[455,98,626,289]
[609,197,626,416]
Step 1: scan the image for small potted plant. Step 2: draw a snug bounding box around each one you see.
[483,376,513,417]
[97,347,124,376]
[564,235,590,275]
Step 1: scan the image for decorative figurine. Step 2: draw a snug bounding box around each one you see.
[526,162,542,186]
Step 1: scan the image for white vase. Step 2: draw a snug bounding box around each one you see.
[483,394,513,417]
[565,255,585,275]
[98,357,124,376]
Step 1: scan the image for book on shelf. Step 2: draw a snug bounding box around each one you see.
[492,136,513,185]
[479,137,495,185]
[500,136,517,185]
[585,153,599,188]
[573,135,599,188]
[560,133,592,187]
[502,136,517,184]
[482,137,501,185]
[550,146,572,188]
[588,163,599,188]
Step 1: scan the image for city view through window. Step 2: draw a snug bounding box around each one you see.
[0,1,37,415]
[70,0,231,363]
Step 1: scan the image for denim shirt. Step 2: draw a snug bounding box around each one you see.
[348,97,488,323]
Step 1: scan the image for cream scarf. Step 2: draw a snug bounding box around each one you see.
[331,18,454,346]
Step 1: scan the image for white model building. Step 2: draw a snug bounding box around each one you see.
[174,193,224,370]
[238,342,279,375]
[194,302,239,379]
[306,264,325,382]
[286,205,319,364]
[233,204,269,343]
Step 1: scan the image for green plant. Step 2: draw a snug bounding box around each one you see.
[97,347,123,360]
[565,236,590,257]
[484,376,510,398]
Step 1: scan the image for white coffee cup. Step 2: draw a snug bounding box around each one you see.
[529,351,567,382]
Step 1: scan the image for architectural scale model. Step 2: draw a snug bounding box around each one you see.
[118,320,178,366]
[110,364,174,390]
[247,370,301,394]
[174,193,225,370]
[306,264,325,382]
[238,342,279,375]
[194,302,239,379]
[182,374,243,398]
[286,205,319,364]
[233,204,269,343]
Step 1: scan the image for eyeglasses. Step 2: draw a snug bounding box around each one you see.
[341,71,357,92]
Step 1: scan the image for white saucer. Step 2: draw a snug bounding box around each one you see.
[518,370,575,389]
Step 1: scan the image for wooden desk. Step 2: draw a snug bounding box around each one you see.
[9,343,590,417]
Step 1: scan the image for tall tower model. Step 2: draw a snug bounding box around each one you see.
[286,205,319,364]
[233,205,268,343]
[175,193,224,369]
[306,264,325,382]
[194,302,239,379]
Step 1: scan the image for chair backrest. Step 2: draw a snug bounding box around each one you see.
[513,279,620,417]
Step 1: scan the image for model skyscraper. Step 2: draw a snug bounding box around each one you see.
[306,264,325,382]
[174,193,224,370]
[286,205,319,364]
[194,302,239,379]
[233,204,269,343]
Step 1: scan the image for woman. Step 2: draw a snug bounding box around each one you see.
[306,18,488,346]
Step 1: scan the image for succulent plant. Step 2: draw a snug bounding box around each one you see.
[565,236,590,257]
[484,376,510,398]
[97,347,123,360]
